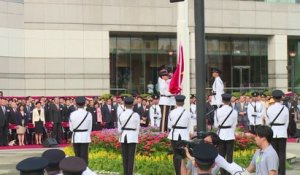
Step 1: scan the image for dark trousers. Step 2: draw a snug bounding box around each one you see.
[271,138,287,175]
[0,125,8,146]
[219,140,234,175]
[52,122,62,143]
[73,143,89,165]
[121,137,137,175]
[159,105,175,132]
[171,140,183,175]
[0,126,6,146]
[105,122,115,129]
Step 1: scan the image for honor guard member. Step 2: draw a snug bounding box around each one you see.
[211,68,224,109]
[59,157,87,175]
[117,96,126,119]
[190,94,197,132]
[69,96,93,165]
[118,97,140,175]
[193,143,219,175]
[214,93,238,175]
[247,92,266,133]
[16,157,48,175]
[159,70,176,132]
[42,149,66,175]
[149,95,162,127]
[266,90,289,175]
[168,95,192,175]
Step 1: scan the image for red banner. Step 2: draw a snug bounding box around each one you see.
[169,43,184,94]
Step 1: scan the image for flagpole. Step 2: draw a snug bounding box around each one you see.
[194,0,206,133]
[177,0,190,109]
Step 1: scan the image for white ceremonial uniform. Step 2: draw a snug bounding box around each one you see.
[69,108,93,143]
[118,109,140,143]
[214,105,238,140]
[211,76,224,106]
[149,104,162,127]
[158,78,176,106]
[190,103,197,131]
[167,106,192,141]
[247,101,266,126]
[266,102,289,138]
[117,104,126,118]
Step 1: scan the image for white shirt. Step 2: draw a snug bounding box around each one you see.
[149,104,162,127]
[69,108,93,143]
[211,76,224,106]
[158,78,176,106]
[117,104,125,118]
[266,102,289,138]
[147,83,154,94]
[167,106,192,141]
[118,109,140,143]
[247,101,266,126]
[214,105,237,140]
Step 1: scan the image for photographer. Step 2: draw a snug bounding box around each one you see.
[181,132,244,175]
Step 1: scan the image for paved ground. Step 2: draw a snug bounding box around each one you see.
[0,143,299,175]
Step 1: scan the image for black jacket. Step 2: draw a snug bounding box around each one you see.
[101,104,116,123]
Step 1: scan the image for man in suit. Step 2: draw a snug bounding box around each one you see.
[133,96,142,115]
[140,98,150,127]
[25,99,34,123]
[101,98,117,129]
[0,98,9,146]
[235,96,248,129]
[50,97,63,143]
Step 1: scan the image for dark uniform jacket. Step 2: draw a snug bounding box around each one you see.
[49,103,63,123]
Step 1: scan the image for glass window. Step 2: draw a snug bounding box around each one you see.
[206,37,268,91]
[110,34,176,94]
[207,39,219,55]
[233,40,249,56]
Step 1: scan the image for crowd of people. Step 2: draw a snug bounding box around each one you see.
[2,66,300,175]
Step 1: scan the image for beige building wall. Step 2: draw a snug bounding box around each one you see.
[1,0,300,95]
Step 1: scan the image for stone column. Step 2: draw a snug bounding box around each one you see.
[268,35,288,91]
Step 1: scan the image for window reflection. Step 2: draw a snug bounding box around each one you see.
[110,35,176,95]
[206,37,268,91]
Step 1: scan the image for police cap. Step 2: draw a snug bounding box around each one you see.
[222,93,231,102]
[251,92,259,97]
[75,96,86,106]
[59,157,86,175]
[193,142,218,165]
[41,149,65,168]
[212,67,221,74]
[16,157,48,175]
[272,90,284,99]
[175,95,186,102]
[124,97,134,105]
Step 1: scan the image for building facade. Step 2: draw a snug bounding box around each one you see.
[0,0,300,96]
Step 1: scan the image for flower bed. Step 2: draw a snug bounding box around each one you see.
[64,127,257,174]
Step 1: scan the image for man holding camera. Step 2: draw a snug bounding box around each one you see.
[214,93,238,175]
[182,132,244,175]
[168,95,192,175]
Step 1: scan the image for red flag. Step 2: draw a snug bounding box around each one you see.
[169,43,184,94]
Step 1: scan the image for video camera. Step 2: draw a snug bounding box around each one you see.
[177,131,207,158]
